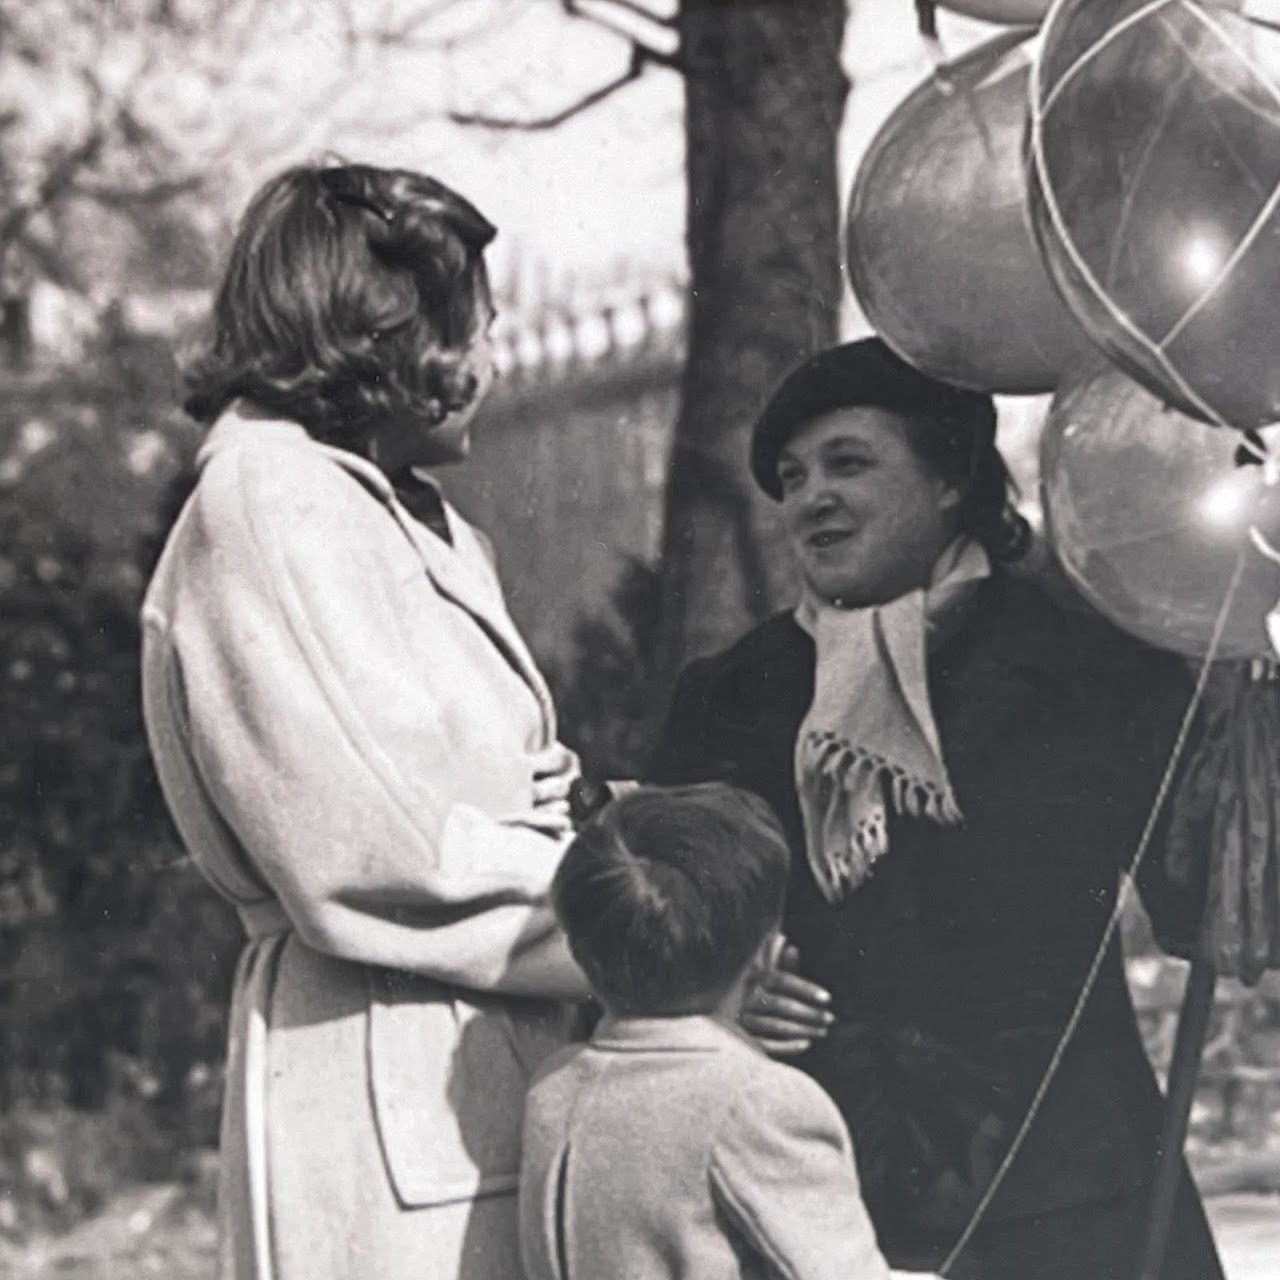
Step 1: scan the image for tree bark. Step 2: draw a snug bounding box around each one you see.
[656,0,849,688]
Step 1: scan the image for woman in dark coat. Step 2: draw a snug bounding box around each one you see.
[648,338,1224,1280]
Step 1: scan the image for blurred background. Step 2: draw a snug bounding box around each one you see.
[0,2,1276,1275]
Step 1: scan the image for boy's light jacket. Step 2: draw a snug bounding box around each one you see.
[520,1015,892,1280]
[141,406,583,1279]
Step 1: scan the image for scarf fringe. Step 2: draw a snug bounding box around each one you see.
[795,537,988,905]
[802,729,962,826]
[800,729,962,904]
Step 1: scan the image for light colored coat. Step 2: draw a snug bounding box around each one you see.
[141,406,586,1280]
[519,1015,892,1280]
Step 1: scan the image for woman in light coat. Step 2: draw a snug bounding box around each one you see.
[141,163,587,1280]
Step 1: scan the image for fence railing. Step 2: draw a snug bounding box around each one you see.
[489,281,687,390]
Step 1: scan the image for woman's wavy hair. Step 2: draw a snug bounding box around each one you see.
[183,163,496,446]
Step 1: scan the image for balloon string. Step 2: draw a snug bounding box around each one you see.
[915,0,961,83]
[1194,3,1280,116]
[937,546,1247,1277]
[1250,525,1280,565]
[1242,0,1280,27]
[1156,98,1280,354]
[1038,0,1173,119]
[1236,429,1268,466]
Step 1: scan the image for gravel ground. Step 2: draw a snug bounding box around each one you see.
[1206,1194,1280,1280]
[4,1188,1277,1279]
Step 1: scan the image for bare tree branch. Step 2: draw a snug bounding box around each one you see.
[366,0,480,48]
[115,105,164,153]
[0,46,184,257]
[0,125,105,252]
[561,0,679,62]
[449,55,639,129]
[449,9,680,133]
[448,72,635,130]
[573,0,675,27]
[11,228,81,291]
[70,175,204,209]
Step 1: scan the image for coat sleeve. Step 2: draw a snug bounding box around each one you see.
[165,452,586,998]
[710,1070,891,1280]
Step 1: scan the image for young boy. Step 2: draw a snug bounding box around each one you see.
[519,782,916,1280]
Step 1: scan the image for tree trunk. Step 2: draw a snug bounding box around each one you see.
[656,0,849,689]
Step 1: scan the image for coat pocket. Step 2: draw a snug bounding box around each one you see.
[366,970,568,1208]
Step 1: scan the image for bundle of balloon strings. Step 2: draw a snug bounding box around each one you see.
[1166,658,1280,985]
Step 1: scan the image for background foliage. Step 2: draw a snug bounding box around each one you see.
[0,331,239,1236]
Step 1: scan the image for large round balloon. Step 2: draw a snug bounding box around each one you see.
[847,29,1096,395]
[1041,364,1280,660]
[937,1,1050,22]
[1028,0,1280,429]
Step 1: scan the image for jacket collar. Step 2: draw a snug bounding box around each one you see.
[590,1013,763,1056]
[197,401,393,496]
[197,404,556,736]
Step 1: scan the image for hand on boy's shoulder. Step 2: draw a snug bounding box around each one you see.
[740,938,834,1057]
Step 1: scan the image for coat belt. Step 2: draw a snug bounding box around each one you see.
[238,898,291,940]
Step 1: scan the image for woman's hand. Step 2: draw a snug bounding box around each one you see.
[532,741,579,804]
[740,938,834,1057]
[527,742,580,835]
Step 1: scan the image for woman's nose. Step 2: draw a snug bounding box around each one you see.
[800,480,838,517]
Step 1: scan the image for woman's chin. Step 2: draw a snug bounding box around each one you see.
[803,566,868,608]
[801,555,938,610]
[805,576,900,611]
[415,436,471,468]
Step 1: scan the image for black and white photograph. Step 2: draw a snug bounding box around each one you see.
[2,2,1279,1277]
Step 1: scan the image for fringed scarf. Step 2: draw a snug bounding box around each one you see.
[795,537,991,903]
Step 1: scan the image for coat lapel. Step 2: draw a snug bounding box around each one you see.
[198,407,557,740]
[382,485,557,736]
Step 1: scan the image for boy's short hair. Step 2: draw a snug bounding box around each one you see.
[552,783,790,1015]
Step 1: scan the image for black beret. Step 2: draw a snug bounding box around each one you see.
[749,337,997,499]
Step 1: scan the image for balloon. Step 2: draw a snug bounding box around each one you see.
[1028,0,1280,429]
[1041,364,1280,660]
[847,30,1096,395]
[936,1,1050,22]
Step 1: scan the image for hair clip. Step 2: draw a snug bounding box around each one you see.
[330,190,393,225]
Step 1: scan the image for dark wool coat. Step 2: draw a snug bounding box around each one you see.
[649,571,1224,1280]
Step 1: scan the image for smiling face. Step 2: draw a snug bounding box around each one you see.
[776,405,963,608]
